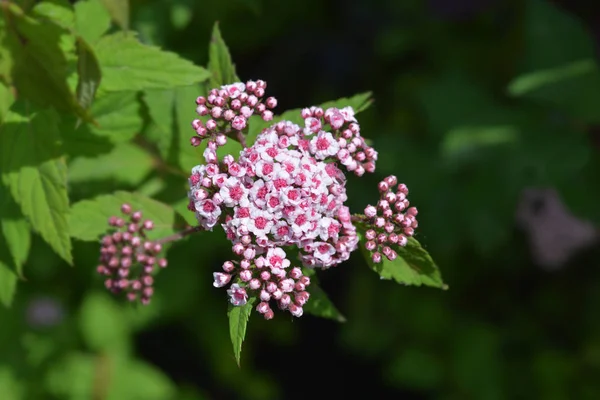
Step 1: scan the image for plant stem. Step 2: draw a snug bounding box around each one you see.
[156,225,204,245]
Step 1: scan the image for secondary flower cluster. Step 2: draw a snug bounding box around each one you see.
[362,176,418,263]
[96,204,168,305]
[190,80,277,149]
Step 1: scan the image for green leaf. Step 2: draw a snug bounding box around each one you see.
[74,0,111,44]
[99,0,129,31]
[79,291,129,352]
[0,189,30,277]
[75,37,102,112]
[0,366,23,399]
[1,2,90,121]
[507,60,600,123]
[32,0,75,31]
[520,0,595,73]
[0,106,72,265]
[88,91,143,142]
[68,142,153,186]
[0,260,18,308]
[69,191,180,241]
[94,33,211,92]
[143,89,176,159]
[304,281,346,322]
[359,232,446,289]
[228,297,256,367]
[208,22,240,87]
[0,82,15,124]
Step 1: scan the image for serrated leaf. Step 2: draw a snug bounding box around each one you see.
[304,281,346,322]
[79,291,129,352]
[0,189,30,277]
[228,298,256,367]
[143,89,176,159]
[1,2,90,121]
[76,37,102,111]
[208,22,240,87]
[68,142,153,185]
[74,0,111,44]
[359,231,446,289]
[99,0,129,31]
[69,191,180,241]
[94,33,210,92]
[88,91,142,142]
[0,106,72,265]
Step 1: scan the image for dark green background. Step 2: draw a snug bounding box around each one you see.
[2,0,600,398]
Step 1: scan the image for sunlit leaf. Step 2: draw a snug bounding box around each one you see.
[143,89,176,160]
[228,298,256,367]
[208,22,240,87]
[69,191,180,241]
[68,142,154,186]
[75,0,111,43]
[88,91,142,142]
[94,32,211,92]
[0,189,30,277]
[1,2,90,121]
[0,106,72,265]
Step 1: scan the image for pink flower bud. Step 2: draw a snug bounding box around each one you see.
[266,97,277,109]
[240,270,252,282]
[223,261,236,272]
[257,302,270,314]
[365,229,377,240]
[372,252,382,263]
[260,290,271,301]
[365,240,377,251]
[232,116,247,130]
[289,303,303,317]
[264,309,274,320]
[365,205,377,218]
[190,135,202,147]
[196,105,208,115]
[262,110,273,121]
[249,279,261,290]
[279,294,291,308]
[205,119,217,130]
[223,109,235,120]
[195,96,206,105]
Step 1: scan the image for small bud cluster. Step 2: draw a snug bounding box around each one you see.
[97,204,168,305]
[190,80,277,149]
[362,176,418,263]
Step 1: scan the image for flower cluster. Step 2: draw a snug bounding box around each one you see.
[185,80,390,318]
[362,176,419,263]
[96,204,168,305]
[190,80,277,149]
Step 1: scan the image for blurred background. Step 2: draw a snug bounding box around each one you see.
[3,0,600,398]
